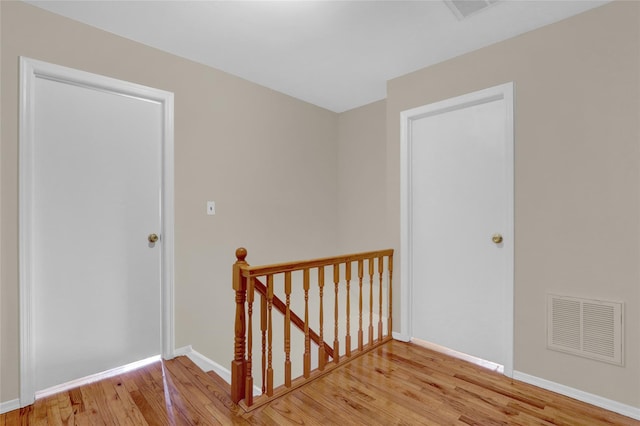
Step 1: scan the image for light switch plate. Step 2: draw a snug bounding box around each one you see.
[207,201,215,215]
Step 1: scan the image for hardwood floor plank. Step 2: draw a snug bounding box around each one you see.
[67,387,86,418]
[125,367,183,426]
[79,381,119,425]
[323,370,449,425]
[300,382,401,426]
[251,398,322,426]
[272,391,337,425]
[163,358,242,425]
[2,341,638,425]
[458,413,510,426]
[33,395,50,426]
[206,371,231,394]
[133,365,192,425]
[336,362,456,424]
[19,406,34,426]
[54,392,75,425]
[45,394,65,426]
[373,358,515,424]
[285,390,355,425]
[0,409,20,426]
[113,377,151,426]
[545,392,638,426]
[153,364,218,425]
[118,369,170,426]
[98,378,144,426]
[173,356,247,422]
[454,373,548,410]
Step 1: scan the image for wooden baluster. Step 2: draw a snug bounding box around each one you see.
[368,257,374,345]
[378,256,384,341]
[245,277,254,406]
[388,254,393,336]
[260,294,267,394]
[284,272,292,388]
[303,268,311,378]
[318,267,325,370]
[232,248,394,405]
[358,259,364,351]
[266,275,274,396]
[231,248,247,404]
[333,263,340,363]
[345,262,351,357]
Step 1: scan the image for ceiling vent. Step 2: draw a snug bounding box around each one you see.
[547,294,624,366]
[444,0,500,20]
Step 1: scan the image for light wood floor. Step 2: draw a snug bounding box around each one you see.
[2,340,637,425]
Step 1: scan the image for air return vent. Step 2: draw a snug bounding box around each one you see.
[444,0,500,20]
[547,294,623,366]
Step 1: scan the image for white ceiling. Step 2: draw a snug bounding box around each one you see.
[25,0,610,112]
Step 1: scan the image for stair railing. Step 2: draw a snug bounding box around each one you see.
[231,247,394,410]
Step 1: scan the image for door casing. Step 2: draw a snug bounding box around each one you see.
[18,57,175,406]
[399,82,514,375]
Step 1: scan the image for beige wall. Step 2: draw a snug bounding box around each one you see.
[386,1,639,407]
[337,100,389,254]
[0,1,338,403]
[2,0,638,413]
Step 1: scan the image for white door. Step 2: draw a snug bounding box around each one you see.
[401,83,514,374]
[20,58,174,403]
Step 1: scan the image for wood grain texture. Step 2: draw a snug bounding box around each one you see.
[239,249,394,277]
[2,341,637,425]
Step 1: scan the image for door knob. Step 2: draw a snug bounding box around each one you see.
[148,233,159,243]
[492,233,503,244]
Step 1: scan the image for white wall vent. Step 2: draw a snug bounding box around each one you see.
[547,294,623,366]
[444,0,500,20]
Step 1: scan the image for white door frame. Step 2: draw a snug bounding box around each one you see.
[399,82,514,375]
[18,57,175,406]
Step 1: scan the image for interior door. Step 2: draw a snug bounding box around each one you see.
[25,61,166,393]
[405,84,513,372]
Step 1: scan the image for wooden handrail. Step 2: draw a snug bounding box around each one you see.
[253,278,334,359]
[240,249,394,277]
[232,247,394,410]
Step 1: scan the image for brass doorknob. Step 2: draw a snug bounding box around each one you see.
[148,233,159,243]
[492,233,503,244]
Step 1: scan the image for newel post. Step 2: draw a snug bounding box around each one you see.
[231,247,248,404]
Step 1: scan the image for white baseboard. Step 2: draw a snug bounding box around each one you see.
[172,345,192,357]
[411,337,504,373]
[0,399,20,415]
[392,331,411,342]
[5,353,174,413]
[2,348,234,414]
[174,345,231,384]
[513,371,640,421]
[6,345,249,414]
[397,337,638,420]
[174,345,262,396]
[35,355,161,400]
[12,345,634,420]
